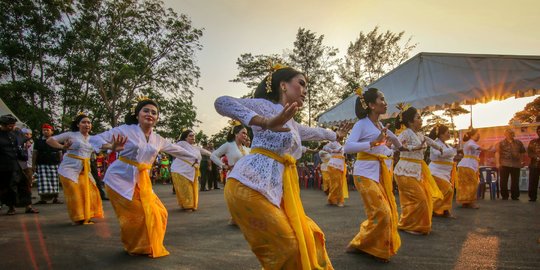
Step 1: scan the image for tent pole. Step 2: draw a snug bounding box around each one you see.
[469,104,473,128]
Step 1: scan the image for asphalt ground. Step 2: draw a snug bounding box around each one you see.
[1,184,539,270]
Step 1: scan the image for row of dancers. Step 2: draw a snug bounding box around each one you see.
[43,64,487,269]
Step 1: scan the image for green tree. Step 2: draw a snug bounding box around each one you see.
[60,0,203,129]
[338,26,416,97]
[289,28,340,126]
[230,53,287,97]
[510,96,540,124]
[195,130,208,145]
[0,0,72,130]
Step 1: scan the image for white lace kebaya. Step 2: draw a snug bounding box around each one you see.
[214,96,337,207]
[322,141,345,171]
[394,128,440,180]
[170,141,212,182]
[89,124,197,200]
[343,117,401,183]
[210,141,250,168]
[52,131,95,183]
[428,139,457,182]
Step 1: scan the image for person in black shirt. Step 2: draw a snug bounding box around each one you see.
[33,123,63,204]
[0,114,39,215]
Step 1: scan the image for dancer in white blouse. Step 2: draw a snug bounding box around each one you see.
[46,113,103,225]
[394,106,443,235]
[210,122,250,178]
[214,65,349,270]
[456,128,492,209]
[343,88,405,262]
[322,140,348,207]
[90,98,196,258]
[171,129,212,211]
[428,124,457,217]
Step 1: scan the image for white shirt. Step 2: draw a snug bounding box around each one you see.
[394,128,439,180]
[319,150,330,171]
[214,96,336,207]
[210,141,250,168]
[457,140,481,172]
[53,131,94,183]
[89,124,196,200]
[428,139,457,182]
[344,117,400,183]
[170,141,211,181]
[322,141,345,171]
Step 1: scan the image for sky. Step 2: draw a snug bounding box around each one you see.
[162,0,540,136]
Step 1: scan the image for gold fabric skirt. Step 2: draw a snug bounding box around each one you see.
[456,167,479,204]
[395,175,433,234]
[59,175,103,223]
[171,172,199,210]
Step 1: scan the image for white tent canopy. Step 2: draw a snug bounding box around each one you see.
[317,52,540,126]
[0,97,25,127]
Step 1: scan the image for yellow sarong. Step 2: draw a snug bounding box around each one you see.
[400,157,443,200]
[59,175,103,223]
[456,166,479,204]
[347,152,400,259]
[432,176,454,215]
[232,148,332,270]
[62,154,99,224]
[321,169,330,192]
[327,167,344,205]
[171,171,200,210]
[115,157,169,258]
[395,175,433,234]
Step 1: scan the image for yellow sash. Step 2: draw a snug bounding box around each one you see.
[67,153,92,222]
[464,155,480,162]
[179,158,201,208]
[400,157,444,199]
[251,148,323,270]
[119,156,169,257]
[331,155,349,199]
[431,160,457,188]
[356,152,401,254]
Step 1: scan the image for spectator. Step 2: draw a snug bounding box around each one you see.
[33,123,62,204]
[0,114,39,215]
[496,128,526,200]
[19,128,34,189]
[527,125,540,202]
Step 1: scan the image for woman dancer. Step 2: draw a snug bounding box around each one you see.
[394,106,443,235]
[46,113,103,224]
[456,128,491,209]
[215,64,350,269]
[428,124,457,217]
[343,88,404,262]
[171,129,212,211]
[323,140,348,207]
[318,148,331,194]
[90,98,196,258]
[210,121,250,181]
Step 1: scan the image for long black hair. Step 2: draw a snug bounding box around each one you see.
[395,107,418,129]
[253,67,303,103]
[179,129,193,141]
[463,128,478,142]
[70,114,90,132]
[226,124,246,142]
[428,124,449,140]
[124,99,160,125]
[355,88,381,119]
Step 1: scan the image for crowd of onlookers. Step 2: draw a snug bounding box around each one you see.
[1,111,539,216]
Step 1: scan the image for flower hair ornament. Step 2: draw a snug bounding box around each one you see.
[130,95,152,115]
[434,120,441,137]
[265,62,288,93]
[75,111,87,119]
[228,119,242,134]
[394,103,411,135]
[355,87,368,110]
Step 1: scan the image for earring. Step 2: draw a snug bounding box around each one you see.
[281,87,287,93]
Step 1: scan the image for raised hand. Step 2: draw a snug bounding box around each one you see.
[111,134,128,152]
[336,122,353,141]
[264,102,299,132]
[63,139,73,150]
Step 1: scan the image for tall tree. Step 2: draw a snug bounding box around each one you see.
[289,28,340,126]
[510,96,540,124]
[230,53,287,97]
[0,0,73,130]
[338,26,416,98]
[61,0,203,129]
